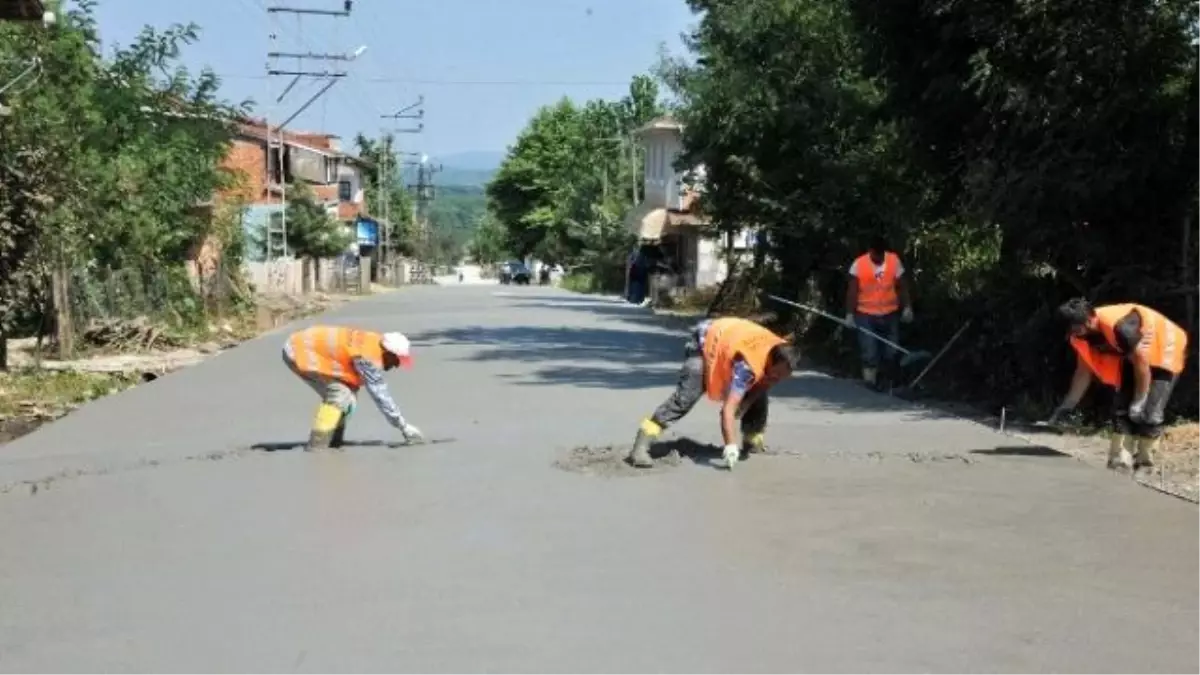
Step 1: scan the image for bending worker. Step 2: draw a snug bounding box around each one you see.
[1048,299,1189,471]
[628,316,800,470]
[282,325,423,452]
[844,236,913,390]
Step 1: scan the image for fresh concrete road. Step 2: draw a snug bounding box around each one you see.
[0,285,1195,673]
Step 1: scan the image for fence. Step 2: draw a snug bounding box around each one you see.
[242,256,369,295]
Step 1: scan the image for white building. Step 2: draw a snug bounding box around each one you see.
[624,116,754,291]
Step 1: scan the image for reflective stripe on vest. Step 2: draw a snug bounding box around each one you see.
[854,252,900,316]
[1069,303,1190,387]
[285,326,385,389]
[701,317,787,401]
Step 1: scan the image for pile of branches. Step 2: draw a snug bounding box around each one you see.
[79,316,186,352]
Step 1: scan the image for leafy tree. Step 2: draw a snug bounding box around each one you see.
[486,75,661,279]
[658,0,1198,417]
[354,132,416,256]
[0,0,245,360]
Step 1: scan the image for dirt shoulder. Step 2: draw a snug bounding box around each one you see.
[0,291,358,446]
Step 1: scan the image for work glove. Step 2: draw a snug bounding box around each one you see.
[1044,405,1072,427]
[1128,397,1148,424]
[400,422,424,443]
[722,443,740,470]
[843,312,856,328]
[901,306,914,324]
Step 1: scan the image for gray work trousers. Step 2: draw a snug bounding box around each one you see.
[281,351,357,414]
[854,310,901,369]
[649,326,769,434]
[1112,363,1177,439]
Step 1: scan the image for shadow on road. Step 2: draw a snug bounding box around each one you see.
[250,440,407,452]
[969,445,1072,458]
[408,324,688,391]
[409,299,966,420]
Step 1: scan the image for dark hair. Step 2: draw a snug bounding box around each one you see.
[868,235,888,254]
[769,343,801,370]
[1057,297,1094,327]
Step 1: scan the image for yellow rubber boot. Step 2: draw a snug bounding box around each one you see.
[1106,433,1133,471]
[307,403,343,453]
[744,432,766,455]
[1134,436,1160,471]
[628,418,661,468]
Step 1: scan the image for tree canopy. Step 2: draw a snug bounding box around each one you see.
[484,74,663,271]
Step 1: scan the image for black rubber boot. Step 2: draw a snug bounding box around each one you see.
[330,420,347,449]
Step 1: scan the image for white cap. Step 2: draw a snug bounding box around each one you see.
[381,332,413,367]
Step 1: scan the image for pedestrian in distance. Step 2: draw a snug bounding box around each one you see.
[628,316,801,470]
[1046,299,1189,472]
[844,235,914,390]
[281,325,423,452]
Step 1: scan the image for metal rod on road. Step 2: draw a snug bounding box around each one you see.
[767,294,912,355]
[905,319,972,391]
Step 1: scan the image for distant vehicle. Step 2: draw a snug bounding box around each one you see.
[498,261,531,285]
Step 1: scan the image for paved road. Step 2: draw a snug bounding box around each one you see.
[0,286,1195,673]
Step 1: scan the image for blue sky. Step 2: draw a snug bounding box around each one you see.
[89,0,698,160]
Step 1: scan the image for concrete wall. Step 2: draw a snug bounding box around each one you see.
[641,130,686,210]
[243,256,367,295]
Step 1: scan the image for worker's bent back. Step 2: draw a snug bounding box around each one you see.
[284,325,386,389]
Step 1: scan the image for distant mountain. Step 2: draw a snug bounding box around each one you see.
[398,150,505,188]
[434,150,505,171]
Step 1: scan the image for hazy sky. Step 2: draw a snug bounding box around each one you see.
[89,0,698,158]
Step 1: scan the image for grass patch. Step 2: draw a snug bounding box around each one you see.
[0,369,140,418]
[560,272,600,293]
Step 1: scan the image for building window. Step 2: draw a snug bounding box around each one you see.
[338,180,352,202]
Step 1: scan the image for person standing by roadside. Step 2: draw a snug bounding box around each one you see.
[844,235,914,390]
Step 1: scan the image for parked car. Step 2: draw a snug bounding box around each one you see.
[499,261,532,285]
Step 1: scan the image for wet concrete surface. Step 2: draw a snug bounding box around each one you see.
[0,285,1196,672]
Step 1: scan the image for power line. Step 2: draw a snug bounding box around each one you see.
[217,74,633,87]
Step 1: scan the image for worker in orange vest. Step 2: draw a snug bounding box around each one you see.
[282,325,423,451]
[627,316,800,470]
[844,236,914,390]
[1048,299,1189,471]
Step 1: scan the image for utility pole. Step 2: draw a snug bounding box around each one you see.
[404,155,442,283]
[264,1,357,264]
[379,96,424,267]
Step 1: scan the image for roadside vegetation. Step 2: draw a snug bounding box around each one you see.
[476,0,1197,427]
[0,2,368,443]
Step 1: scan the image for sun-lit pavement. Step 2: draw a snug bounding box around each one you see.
[0,285,1195,672]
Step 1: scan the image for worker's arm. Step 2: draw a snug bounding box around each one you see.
[1059,359,1094,411]
[1113,310,1152,407]
[844,263,859,324]
[719,358,757,445]
[896,266,912,312]
[352,357,406,429]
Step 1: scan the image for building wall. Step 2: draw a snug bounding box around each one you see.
[241,203,282,262]
[642,131,685,209]
[221,137,268,203]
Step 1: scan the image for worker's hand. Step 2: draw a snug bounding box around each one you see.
[843,312,856,329]
[722,443,740,470]
[901,306,914,324]
[1043,405,1070,427]
[401,422,424,443]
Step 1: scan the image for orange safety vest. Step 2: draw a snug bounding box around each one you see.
[853,251,902,316]
[286,325,387,389]
[701,317,788,401]
[1068,303,1189,388]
